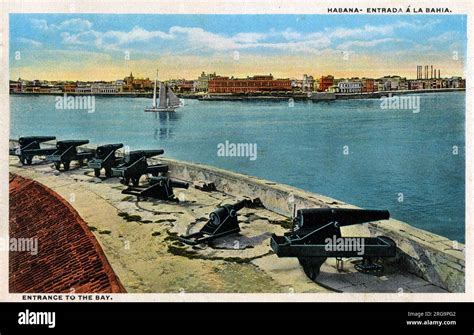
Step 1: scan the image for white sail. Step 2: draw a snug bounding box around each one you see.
[166,86,181,107]
[152,70,158,108]
[158,83,167,108]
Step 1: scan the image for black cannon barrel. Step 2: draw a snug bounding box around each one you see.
[128,149,164,158]
[149,176,189,189]
[56,140,90,148]
[169,179,189,189]
[295,208,390,228]
[19,136,56,145]
[124,149,165,164]
[208,200,249,226]
[230,199,251,212]
[96,143,124,157]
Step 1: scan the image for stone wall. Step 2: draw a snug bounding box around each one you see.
[160,157,465,292]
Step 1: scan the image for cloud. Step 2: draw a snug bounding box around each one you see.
[428,31,461,43]
[337,38,401,50]
[33,18,443,56]
[16,37,42,47]
[31,18,93,32]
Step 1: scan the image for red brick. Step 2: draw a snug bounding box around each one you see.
[9,174,126,293]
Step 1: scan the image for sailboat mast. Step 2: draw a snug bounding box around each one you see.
[152,70,158,108]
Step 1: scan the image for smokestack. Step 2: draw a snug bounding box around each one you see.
[431,65,433,79]
[438,69,441,79]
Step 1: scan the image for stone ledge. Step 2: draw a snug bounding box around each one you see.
[160,157,465,292]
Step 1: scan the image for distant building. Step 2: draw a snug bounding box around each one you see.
[63,83,77,93]
[194,72,216,92]
[176,80,194,93]
[208,74,292,94]
[91,83,122,94]
[378,76,407,91]
[361,78,375,93]
[318,75,334,92]
[408,80,424,90]
[302,74,315,92]
[447,77,465,88]
[10,81,23,93]
[122,72,153,92]
[337,79,362,93]
[75,84,92,93]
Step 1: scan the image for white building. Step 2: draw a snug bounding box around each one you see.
[75,85,92,93]
[337,80,362,93]
[302,74,315,92]
[90,83,121,94]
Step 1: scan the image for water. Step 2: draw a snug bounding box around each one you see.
[10,93,465,242]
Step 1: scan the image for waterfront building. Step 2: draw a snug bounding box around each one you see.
[122,72,153,92]
[75,84,92,93]
[377,76,406,91]
[63,83,77,93]
[9,80,23,93]
[337,79,362,93]
[447,76,465,88]
[318,75,334,92]
[302,74,315,92]
[91,82,122,94]
[176,80,194,93]
[361,78,375,93]
[327,84,339,93]
[194,72,216,92]
[408,80,424,90]
[208,74,292,94]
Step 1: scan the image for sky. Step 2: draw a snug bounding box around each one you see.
[9,14,467,81]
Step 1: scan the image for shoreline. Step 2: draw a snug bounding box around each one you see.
[9,87,465,101]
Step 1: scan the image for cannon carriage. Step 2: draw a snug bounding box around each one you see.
[270,208,396,281]
[88,143,124,178]
[47,140,94,171]
[9,136,57,165]
[122,176,189,201]
[111,149,168,186]
[179,199,252,245]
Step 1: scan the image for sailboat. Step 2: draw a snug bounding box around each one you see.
[145,70,181,112]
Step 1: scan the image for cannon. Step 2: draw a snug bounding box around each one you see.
[111,149,167,186]
[179,199,251,245]
[47,140,94,171]
[270,208,396,281]
[9,136,57,165]
[88,143,124,177]
[122,176,189,201]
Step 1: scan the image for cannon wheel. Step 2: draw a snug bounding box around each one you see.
[94,169,101,177]
[54,162,61,171]
[298,257,327,282]
[132,177,140,186]
[63,160,71,171]
[105,168,112,178]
